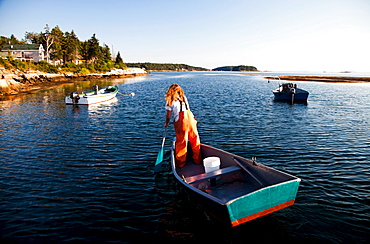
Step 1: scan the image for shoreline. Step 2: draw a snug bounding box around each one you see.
[2,70,369,97]
[243,74,370,83]
[0,68,148,96]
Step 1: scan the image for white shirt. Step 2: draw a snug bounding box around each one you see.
[165,96,193,122]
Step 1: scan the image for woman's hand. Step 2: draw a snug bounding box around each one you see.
[165,110,172,127]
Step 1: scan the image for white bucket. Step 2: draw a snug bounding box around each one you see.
[203,157,221,173]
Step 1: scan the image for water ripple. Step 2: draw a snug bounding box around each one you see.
[1,73,369,243]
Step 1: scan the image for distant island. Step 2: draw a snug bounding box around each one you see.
[125,63,259,72]
[126,62,208,71]
[212,65,258,71]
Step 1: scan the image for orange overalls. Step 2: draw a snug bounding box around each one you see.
[174,101,201,168]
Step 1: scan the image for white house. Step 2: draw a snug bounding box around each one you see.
[1,44,45,62]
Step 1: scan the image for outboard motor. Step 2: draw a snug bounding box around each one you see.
[93,85,98,95]
[70,92,80,104]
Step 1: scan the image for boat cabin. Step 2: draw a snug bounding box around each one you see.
[279,83,297,92]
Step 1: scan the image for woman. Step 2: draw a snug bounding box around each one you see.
[164,84,201,168]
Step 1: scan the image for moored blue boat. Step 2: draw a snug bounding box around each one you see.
[273,83,309,103]
[171,140,301,227]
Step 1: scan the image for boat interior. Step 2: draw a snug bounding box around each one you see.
[175,144,298,204]
[81,86,116,96]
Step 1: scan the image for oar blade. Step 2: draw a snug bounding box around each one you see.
[155,148,164,166]
[154,147,164,173]
[154,127,167,173]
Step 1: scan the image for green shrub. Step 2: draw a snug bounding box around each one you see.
[0,57,14,70]
[0,58,130,74]
[36,61,59,73]
[78,68,90,75]
[9,59,27,71]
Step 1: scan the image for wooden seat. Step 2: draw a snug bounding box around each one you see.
[185,165,242,184]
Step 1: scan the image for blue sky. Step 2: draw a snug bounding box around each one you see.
[0,0,369,72]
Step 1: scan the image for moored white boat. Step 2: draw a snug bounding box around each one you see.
[65,85,118,105]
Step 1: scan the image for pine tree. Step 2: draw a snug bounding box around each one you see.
[115,51,123,64]
[101,44,111,62]
[25,32,43,44]
[9,34,18,44]
[86,34,101,63]
[115,51,126,69]
[50,26,64,62]
[63,30,80,63]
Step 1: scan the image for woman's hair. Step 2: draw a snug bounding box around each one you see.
[165,84,185,106]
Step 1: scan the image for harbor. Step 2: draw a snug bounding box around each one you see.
[1,72,369,243]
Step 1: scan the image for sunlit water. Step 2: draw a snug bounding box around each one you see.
[1,72,369,243]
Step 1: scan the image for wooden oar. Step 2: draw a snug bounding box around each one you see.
[154,127,167,173]
[233,157,264,187]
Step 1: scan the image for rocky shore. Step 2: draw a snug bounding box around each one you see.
[0,68,147,96]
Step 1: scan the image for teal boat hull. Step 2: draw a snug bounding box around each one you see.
[227,180,300,226]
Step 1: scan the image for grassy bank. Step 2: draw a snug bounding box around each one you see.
[0,57,126,75]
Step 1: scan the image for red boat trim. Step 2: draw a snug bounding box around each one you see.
[231,200,295,227]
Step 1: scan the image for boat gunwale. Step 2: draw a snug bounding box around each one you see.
[201,143,301,181]
[226,178,301,205]
[82,86,118,98]
[272,87,309,94]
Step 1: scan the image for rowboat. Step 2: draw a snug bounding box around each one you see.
[273,83,309,103]
[171,141,301,227]
[65,85,119,105]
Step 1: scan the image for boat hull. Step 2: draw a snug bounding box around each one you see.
[273,91,309,102]
[226,181,299,226]
[65,86,118,105]
[273,87,309,103]
[171,142,301,227]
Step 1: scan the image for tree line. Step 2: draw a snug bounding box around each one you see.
[212,65,258,71]
[1,25,258,73]
[126,62,208,71]
[0,24,126,72]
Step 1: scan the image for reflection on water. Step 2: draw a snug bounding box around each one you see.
[0,72,369,243]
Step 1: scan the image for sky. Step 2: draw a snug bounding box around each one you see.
[0,0,369,72]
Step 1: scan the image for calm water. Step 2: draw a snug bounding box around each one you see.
[1,72,369,243]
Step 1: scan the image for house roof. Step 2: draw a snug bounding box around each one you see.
[2,44,42,51]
